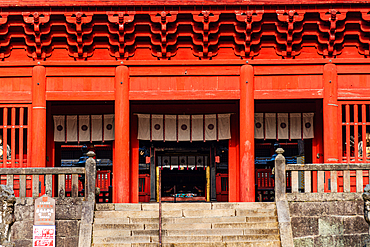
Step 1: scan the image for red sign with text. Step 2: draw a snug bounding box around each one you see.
[33,225,55,247]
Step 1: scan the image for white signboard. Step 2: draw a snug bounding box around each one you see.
[33,225,55,247]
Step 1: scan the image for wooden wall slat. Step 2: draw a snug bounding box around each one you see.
[343,170,351,193]
[330,171,337,193]
[292,171,299,193]
[356,170,363,193]
[6,175,13,189]
[32,175,39,198]
[19,175,26,198]
[317,171,324,193]
[58,174,65,198]
[45,174,52,197]
[71,174,78,197]
[304,171,311,193]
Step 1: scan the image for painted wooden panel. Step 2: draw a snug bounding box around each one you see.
[338,74,370,99]
[338,74,370,88]
[255,75,323,90]
[0,67,32,77]
[337,65,370,75]
[0,77,32,101]
[0,1,358,7]
[254,65,323,76]
[46,77,115,100]
[46,67,115,77]
[129,66,240,76]
[129,76,240,100]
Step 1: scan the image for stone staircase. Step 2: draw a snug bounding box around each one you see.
[92,202,281,247]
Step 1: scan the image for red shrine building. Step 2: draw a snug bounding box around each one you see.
[1,0,370,203]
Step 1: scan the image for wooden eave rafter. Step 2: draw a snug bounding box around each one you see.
[1,0,370,7]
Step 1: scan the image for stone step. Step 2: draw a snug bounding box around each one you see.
[93,242,281,247]
[213,222,279,229]
[152,235,223,242]
[95,210,183,218]
[166,228,245,236]
[93,244,131,247]
[145,223,212,230]
[128,228,280,236]
[94,218,130,224]
[142,203,212,211]
[151,234,280,243]
[93,229,131,238]
[211,202,276,210]
[96,202,277,212]
[130,216,247,224]
[143,219,277,230]
[93,236,151,244]
[236,209,277,217]
[95,208,274,218]
[222,235,281,242]
[93,223,144,231]
[243,228,279,235]
[94,215,276,225]
[131,241,281,247]
[182,209,235,217]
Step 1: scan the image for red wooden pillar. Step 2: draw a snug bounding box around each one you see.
[323,63,339,163]
[130,114,139,203]
[239,65,255,202]
[31,66,46,167]
[114,66,130,203]
[228,113,239,202]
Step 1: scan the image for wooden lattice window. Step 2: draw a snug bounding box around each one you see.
[340,102,370,163]
[0,105,30,167]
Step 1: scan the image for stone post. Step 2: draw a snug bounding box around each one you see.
[363,184,370,246]
[0,185,15,247]
[274,148,294,247]
[85,151,96,202]
[78,151,96,247]
[275,148,286,202]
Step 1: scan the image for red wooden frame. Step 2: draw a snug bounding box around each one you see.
[0,105,31,168]
[216,173,228,202]
[339,101,370,163]
[139,174,150,203]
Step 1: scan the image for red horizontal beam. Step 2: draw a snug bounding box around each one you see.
[0,68,32,77]
[129,90,240,100]
[254,65,323,76]
[0,0,367,7]
[46,67,116,77]
[0,92,32,102]
[338,89,370,100]
[129,66,240,76]
[337,65,370,74]
[254,89,323,99]
[2,59,370,68]
[46,91,115,101]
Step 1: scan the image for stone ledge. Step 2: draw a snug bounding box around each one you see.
[287,193,363,202]
[15,197,85,205]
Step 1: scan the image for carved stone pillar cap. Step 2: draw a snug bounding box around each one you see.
[87,151,96,158]
[276,148,285,154]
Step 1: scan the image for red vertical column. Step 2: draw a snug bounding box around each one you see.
[239,65,255,202]
[114,66,130,203]
[130,114,139,203]
[46,102,55,167]
[323,63,339,163]
[31,66,46,167]
[228,113,239,202]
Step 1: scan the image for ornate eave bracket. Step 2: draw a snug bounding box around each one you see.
[234,10,264,59]
[318,9,347,58]
[150,11,178,59]
[275,10,305,58]
[65,12,94,59]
